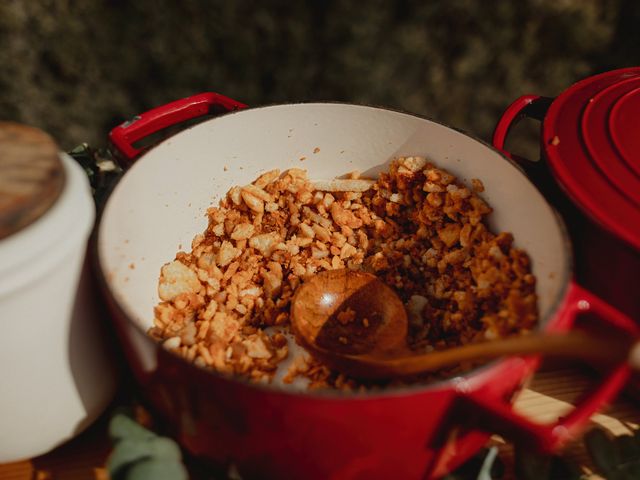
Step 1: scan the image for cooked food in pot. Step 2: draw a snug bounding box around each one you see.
[148,156,538,389]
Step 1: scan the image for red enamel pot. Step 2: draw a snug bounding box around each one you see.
[493,67,640,322]
[97,92,638,479]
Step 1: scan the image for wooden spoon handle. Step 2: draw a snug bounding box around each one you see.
[345,331,638,379]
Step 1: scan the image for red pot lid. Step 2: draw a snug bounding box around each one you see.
[542,67,640,251]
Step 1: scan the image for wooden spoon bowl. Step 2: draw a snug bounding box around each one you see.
[290,269,407,356]
[291,269,639,380]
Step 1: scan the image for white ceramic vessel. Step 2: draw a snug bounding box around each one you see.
[0,152,116,462]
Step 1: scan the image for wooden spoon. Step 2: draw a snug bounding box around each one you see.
[290,269,640,380]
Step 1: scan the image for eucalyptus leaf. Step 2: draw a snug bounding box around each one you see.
[109,413,156,443]
[585,427,619,475]
[67,142,123,206]
[107,436,183,475]
[125,458,188,480]
[107,438,154,475]
[443,448,493,480]
[139,436,183,462]
[477,446,499,480]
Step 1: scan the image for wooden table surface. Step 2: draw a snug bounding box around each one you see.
[1,366,638,480]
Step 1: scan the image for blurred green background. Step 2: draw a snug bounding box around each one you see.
[1,0,638,157]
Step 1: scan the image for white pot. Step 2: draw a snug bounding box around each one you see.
[0,152,116,462]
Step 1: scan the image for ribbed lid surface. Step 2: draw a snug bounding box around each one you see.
[542,67,640,251]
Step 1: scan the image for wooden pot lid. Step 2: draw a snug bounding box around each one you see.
[0,122,65,240]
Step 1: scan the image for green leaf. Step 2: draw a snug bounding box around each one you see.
[125,459,189,480]
[109,413,156,443]
[107,437,183,475]
[69,142,90,155]
[108,439,150,476]
[445,447,506,479]
[585,427,619,475]
[477,446,501,480]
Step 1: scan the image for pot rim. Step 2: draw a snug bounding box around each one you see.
[96,100,574,400]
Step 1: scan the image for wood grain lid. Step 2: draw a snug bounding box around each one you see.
[0,122,65,240]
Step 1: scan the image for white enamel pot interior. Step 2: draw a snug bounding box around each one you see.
[98,103,570,389]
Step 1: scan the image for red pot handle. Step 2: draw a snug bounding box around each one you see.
[109,92,247,165]
[492,95,554,158]
[461,281,639,453]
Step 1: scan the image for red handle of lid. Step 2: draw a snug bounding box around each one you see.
[461,281,639,453]
[109,92,247,165]
[493,95,558,195]
[492,95,554,158]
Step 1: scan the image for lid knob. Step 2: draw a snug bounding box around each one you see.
[0,122,65,240]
